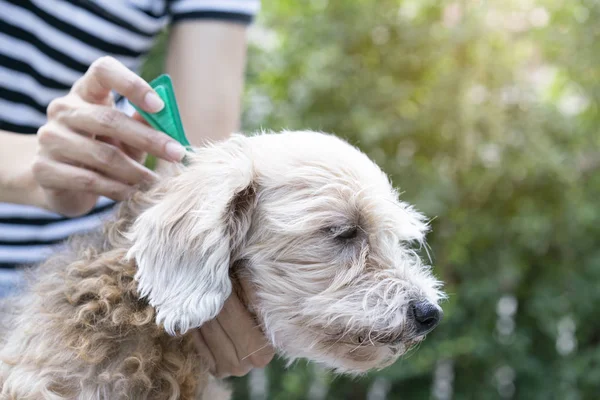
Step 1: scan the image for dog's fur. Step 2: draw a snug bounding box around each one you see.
[0,131,443,399]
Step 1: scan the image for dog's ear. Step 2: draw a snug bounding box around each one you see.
[126,135,255,335]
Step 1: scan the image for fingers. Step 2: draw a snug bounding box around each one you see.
[199,318,253,378]
[49,58,184,163]
[192,290,275,378]
[56,104,185,162]
[37,123,158,185]
[32,157,134,202]
[73,56,164,113]
[189,330,216,374]
[124,112,153,162]
[216,293,274,369]
[42,188,99,218]
[196,293,274,378]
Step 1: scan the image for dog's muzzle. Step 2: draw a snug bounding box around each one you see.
[371,300,443,346]
[409,300,443,336]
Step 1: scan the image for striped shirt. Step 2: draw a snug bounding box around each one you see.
[0,0,259,268]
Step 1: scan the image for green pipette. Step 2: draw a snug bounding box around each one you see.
[132,74,192,162]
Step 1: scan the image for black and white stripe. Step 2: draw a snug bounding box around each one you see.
[0,0,259,268]
[0,197,116,266]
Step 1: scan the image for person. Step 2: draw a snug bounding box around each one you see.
[0,0,273,378]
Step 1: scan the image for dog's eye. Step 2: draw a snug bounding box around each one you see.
[333,226,358,240]
[357,335,365,344]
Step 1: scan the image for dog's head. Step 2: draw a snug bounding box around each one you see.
[127,131,444,374]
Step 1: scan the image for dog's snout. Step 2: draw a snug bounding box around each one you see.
[410,301,442,335]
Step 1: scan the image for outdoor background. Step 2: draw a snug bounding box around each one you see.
[144,1,599,399]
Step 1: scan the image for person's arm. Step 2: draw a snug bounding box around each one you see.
[0,131,42,206]
[166,21,248,145]
[164,20,274,376]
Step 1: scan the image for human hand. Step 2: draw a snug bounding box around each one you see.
[32,56,187,217]
[191,290,275,378]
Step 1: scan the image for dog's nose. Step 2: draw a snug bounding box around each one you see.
[410,301,442,335]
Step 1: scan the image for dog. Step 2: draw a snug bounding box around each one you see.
[0,131,444,399]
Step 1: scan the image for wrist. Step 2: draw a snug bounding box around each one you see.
[0,131,46,208]
[0,161,44,207]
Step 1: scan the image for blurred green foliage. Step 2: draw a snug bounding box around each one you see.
[143,1,600,398]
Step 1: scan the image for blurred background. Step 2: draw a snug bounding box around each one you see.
[143,1,600,399]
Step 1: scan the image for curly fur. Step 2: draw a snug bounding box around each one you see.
[0,201,207,399]
[0,131,444,399]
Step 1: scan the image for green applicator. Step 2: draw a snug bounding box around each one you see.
[132,74,193,166]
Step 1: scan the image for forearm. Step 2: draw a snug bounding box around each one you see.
[0,130,43,206]
[166,21,249,146]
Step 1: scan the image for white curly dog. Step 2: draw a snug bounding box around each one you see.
[0,131,444,399]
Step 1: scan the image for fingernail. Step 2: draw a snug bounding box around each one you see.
[144,91,164,113]
[165,141,186,161]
